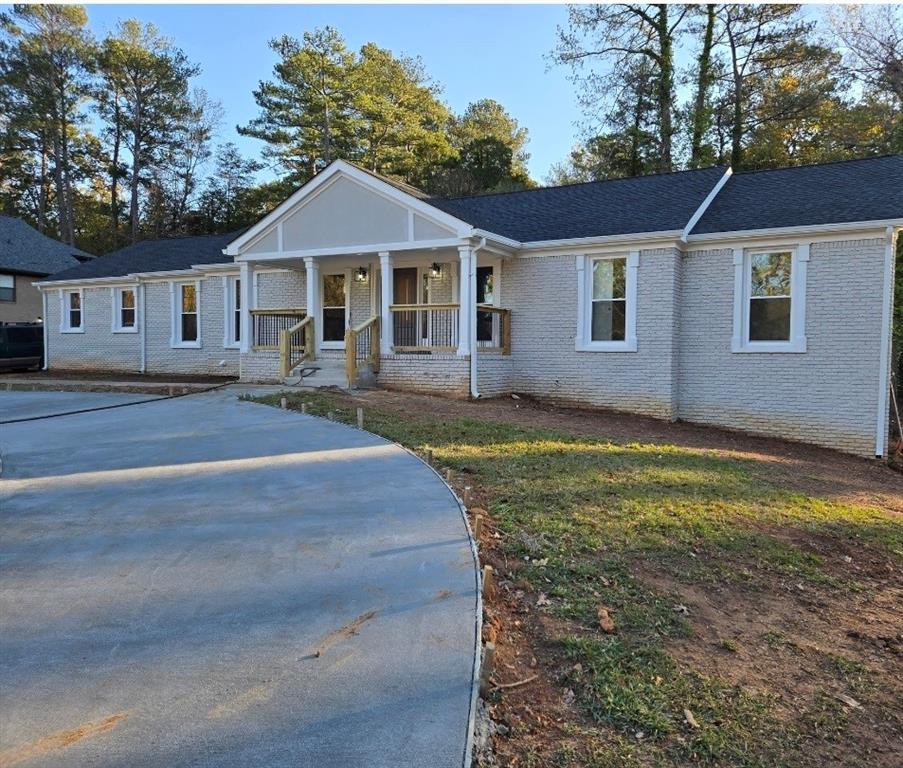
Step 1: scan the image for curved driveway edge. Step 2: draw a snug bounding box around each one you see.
[0,390,479,767]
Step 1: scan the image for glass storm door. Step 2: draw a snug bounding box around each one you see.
[322,273,347,347]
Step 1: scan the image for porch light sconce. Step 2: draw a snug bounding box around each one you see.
[354,266,368,283]
[428,262,442,279]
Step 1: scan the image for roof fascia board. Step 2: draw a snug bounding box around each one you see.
[685,219,903,248]
[35,275,140,289]
[518,230,683,258]
[235,237,469,262]
[472,228,521,250]
[224,160,474,255]
[681,167,733,241]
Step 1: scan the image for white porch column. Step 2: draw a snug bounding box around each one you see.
[304,256,321,350]
[457,245,475,357]
[239,261,253,353]
[379,251,393,355]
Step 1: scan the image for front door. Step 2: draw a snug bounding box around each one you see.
[322,272,347,348]
[393,267,418,347]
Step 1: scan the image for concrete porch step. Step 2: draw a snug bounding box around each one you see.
[283,358,349,389]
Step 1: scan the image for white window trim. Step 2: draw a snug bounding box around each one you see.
[575,250,638,352]
[111,286,138,333]
[60,288,85,333]
[222,274,241,348]
[170,280,202,349]
[731,244,808,354]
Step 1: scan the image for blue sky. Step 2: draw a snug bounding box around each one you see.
[81,4,580,183]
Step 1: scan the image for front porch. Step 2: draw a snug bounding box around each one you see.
[239,248,511,390]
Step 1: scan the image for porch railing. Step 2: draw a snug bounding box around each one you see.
[279,315,315,378]
[251,308,306,349]
[390,303,459,352]
[475,305,511,355]
[345,315,380,387]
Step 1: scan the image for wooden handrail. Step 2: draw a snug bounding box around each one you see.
[251,307,306,316]
[345,315,381,387]
[279,315,314,378]
[389,303,460,311]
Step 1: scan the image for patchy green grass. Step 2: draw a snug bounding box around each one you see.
[252,390,902,767]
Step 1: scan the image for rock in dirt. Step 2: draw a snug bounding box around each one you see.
[597,606,616,634]
[684,708,700,728]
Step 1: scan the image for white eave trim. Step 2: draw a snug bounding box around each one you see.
[35,263,238,289]
[223,159,475,256]
[518,230,684,257]
[234,237,471,262]
[685,219,903,247]
[681,167,732,241]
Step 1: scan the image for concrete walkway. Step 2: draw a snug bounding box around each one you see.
[0,390,478,767]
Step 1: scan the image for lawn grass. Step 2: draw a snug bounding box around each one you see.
[252,390,902,767]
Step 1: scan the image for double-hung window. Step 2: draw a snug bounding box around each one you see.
[61,289,84,332]
[576,252,638,352]
[0,274,15,302]
[113,287,137,332]
[172,281,201,347]
[224,275,241,347]
[733,246,808,353]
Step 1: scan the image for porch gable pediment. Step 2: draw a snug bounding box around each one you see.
[226,161,473,257]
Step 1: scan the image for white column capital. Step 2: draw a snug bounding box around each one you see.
[303,255,319,271]
[458,244,474,257]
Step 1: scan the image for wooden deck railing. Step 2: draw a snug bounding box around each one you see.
[279,315,314,378]
[344,315,380,387]
[251,308,306,349]
[390,303,459,352]
[475,305,511,355]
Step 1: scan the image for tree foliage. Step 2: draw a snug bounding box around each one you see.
[551,3,902,181]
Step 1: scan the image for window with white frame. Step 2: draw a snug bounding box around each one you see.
[61,289,83,332]
[224,275,241,347]
[172,281,200,347]
[576,252,638,352]
[0,274,14,302]
[113,287,136,332]
[733,246,808,353]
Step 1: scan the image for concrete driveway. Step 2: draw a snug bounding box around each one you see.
[0,390,478,767]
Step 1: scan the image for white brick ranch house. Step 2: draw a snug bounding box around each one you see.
[36,155,902,458]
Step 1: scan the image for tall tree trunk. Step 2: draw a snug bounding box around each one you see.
[110,94,122,248]
[37,134,48,234]
[690,5,716,167]
[129,96,143,244]
[51,128,68,243]
[655,5,674,172]
[727,25,744,168]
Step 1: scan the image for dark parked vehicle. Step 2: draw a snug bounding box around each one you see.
[0,323,43,371]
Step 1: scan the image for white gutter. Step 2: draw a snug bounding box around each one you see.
[41,289,49,370]
[139,283,147,374]
[875,226,897,457]
[469,237,487,399]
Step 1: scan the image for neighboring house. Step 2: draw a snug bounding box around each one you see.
[0,215,94,323]
[36,155,902,458]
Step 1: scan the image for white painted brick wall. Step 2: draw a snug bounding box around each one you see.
[477,352,514,397]
[46,278,239,376]
[45,286,141,372]
[378,354,470,398]
[497,250,681,419]
[255,270,305,309]
[678,239,886,456]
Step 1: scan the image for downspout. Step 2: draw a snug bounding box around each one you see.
[41,289,49,370]
[139,282,147,373]
[875,226,897,457]
[470,237,487,399]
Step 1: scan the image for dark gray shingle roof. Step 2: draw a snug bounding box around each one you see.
[44,231,242,283]
[0,215,94,275]
[429,166,728,242]
[691,155,903,234]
